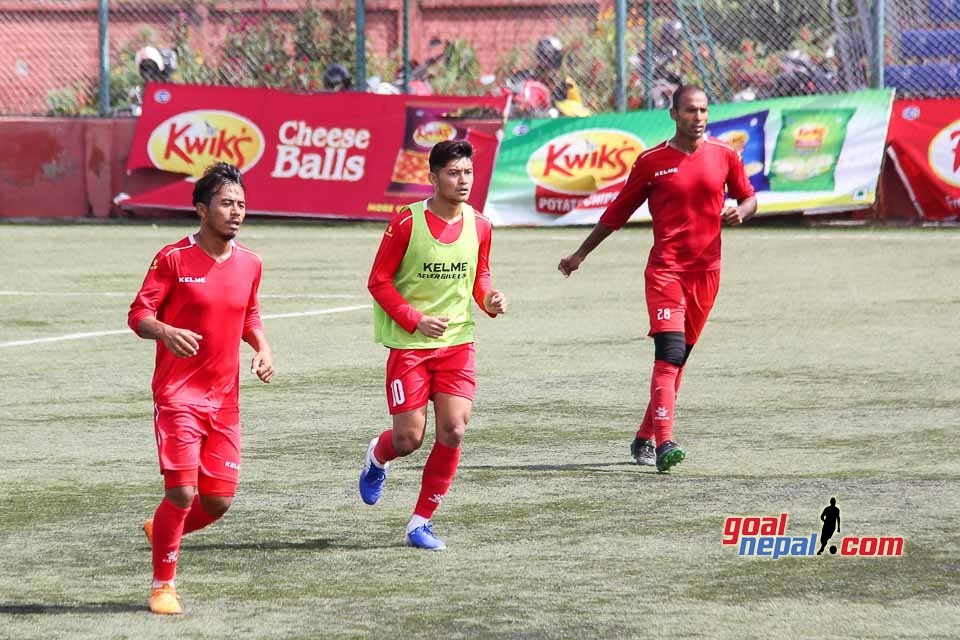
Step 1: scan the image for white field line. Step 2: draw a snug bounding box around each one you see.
[0,291,357,299]
[0,304,370,349]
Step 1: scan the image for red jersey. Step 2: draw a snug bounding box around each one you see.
[368,207,494,333]
[600,138,754,271]
[128,235,264,409]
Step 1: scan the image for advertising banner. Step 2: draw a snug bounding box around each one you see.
[486,90,893,226]
[123,83,508,219]
[886,98,960,221]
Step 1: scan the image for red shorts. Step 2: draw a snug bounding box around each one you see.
[153,404,241,496]
[645,268,720,344]
[385,342,476,414]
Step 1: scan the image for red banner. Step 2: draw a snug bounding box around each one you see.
[123,83,508,219]
[886,98,960,221]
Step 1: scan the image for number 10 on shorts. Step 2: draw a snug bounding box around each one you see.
[390,379,406,407]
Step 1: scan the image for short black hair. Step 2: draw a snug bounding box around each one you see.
[429,140,473,173]
[192,162,244,207]
[671,85,707,111]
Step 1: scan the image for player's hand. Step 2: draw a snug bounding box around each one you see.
[558,253,584,277]
[417,315,449,338]
[484,290,508,315]
[251,350,275,383]
[721,205,744,225]
[160,326,203,357]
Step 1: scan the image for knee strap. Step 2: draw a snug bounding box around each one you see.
[653,331,686,367]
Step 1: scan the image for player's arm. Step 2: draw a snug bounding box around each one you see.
[721,150,758,225]
[245,329,274,383]
[368,213,447,337]
[243,265,274,383]
[473,217,507,316]
[128,251,203,357]
[558,157,649,276]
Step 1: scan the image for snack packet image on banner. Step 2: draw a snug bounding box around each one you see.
[769,108,855,191]
[706,110,769,192]
[387,103,504,198]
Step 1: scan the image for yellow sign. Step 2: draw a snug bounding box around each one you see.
[526,128,644,195]
[147,110,265,177]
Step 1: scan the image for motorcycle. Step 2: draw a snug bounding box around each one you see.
[732,49,842,101]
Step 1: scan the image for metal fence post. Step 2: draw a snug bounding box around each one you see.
[402,0,410,94]
[872,0,884,89]
[98,0,109,116]
[615,0,627,112]
[645,0,653,110]
[355,0,366,91]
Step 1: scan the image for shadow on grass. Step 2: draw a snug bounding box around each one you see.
[0,602,145,615]
[456,462,635,473]
[185,538,405,552]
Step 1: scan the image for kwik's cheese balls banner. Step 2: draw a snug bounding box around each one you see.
[124,83,508,219]
[885,98,960,221]
[486,89,893,226]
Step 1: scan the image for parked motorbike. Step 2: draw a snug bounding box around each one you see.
[732,49,842,101]
[503,36,591,118]
[113,45,179,116]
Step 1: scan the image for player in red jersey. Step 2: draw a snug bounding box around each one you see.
[558,86,757,472]
[128,162,274,614]
[360,140,507,550]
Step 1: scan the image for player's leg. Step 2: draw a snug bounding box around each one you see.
[643,269,686,471]
[654,270,720,472]
[149,405,205,614]
[634,342,693,463]
[632,404,657,466]
[406,343,475,550]
[677,270,719,393]
[360,349,431,505]
[188,407,241,533]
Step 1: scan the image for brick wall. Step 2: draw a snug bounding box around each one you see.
[0,0,614,114]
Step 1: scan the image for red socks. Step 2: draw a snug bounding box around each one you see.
[413,442,461,520]
[182,494,222,535]
[373,429,399,465]
[151,498,189,583]
[650,360,680,444]
[637,364,685,442]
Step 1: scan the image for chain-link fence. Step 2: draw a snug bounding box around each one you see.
[885,0,960,97]
[0,1,955,118]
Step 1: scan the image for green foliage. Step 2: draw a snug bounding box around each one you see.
[428,40,484,96]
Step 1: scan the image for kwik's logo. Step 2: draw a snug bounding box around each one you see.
[147,110,265,178]
[526,128,644,195]
[927,119,960,188]
[413,121,456,149]
[722,497,903,560]
[526,129,644,214]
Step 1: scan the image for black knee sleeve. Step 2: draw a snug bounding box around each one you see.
[653,332,686,367]
[681,343,694,367]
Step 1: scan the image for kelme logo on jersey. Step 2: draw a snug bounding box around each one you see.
[413,121,457,150]
[418,261,469,280]
[927,119,960,188]
[526,129,644,195]
[147,110,265,178]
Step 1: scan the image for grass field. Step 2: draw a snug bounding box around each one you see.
[0,222,958,639]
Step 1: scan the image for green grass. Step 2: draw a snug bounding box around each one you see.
[1,223,958,639]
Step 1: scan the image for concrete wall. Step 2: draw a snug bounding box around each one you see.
[0,117,178,218]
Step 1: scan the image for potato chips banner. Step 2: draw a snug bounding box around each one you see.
[123,83,508,219]
[885,98,960,221]
[487,90,893,226]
